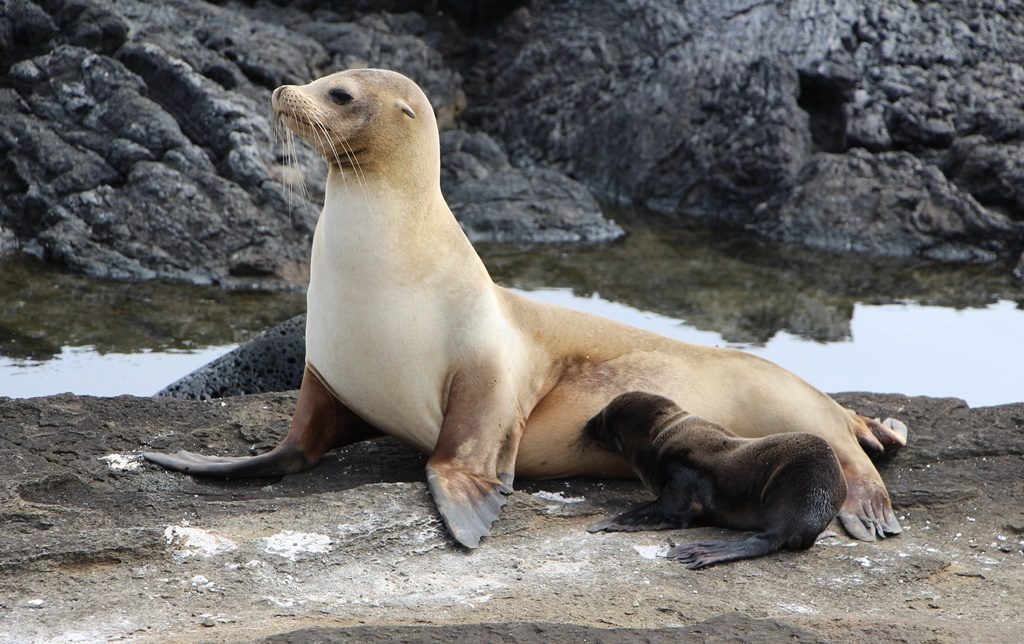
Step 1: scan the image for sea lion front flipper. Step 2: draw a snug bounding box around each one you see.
[587,499,688,533]
[426,465,512,548]
[144,366,380,478]
[425,366,523,549]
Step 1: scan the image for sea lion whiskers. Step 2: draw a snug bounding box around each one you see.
[270,110,311,225]
[307,107,373,203]
[307,118,348,196]
[337,134,372,197]
[299,99,355,172]
[287,97,365,195]
[310,118,354,199]
[310,116,379,222]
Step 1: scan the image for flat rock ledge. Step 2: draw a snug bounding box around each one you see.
[1,391,1022,642]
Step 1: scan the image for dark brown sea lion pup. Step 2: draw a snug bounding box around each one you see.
[143,68,907,549]
[584,391,847,569]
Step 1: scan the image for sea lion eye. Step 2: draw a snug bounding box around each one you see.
[329,89,353,105]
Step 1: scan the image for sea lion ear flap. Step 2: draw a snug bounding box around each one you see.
[396,99,416,119]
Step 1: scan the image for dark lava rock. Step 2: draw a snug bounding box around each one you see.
[0,0,617,286]
[0,0,337,286]
[751,149,1024,262]
[4,0,1024,281]
[442,129,624,243]
[464,0,1024,267]
[159,314,307,400]
[466,4,810,222]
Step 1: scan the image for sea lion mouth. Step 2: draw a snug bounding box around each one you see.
[274,112,365,168]
[276,111,311,130]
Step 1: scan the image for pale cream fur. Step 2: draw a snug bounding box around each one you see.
[275,69,894,535]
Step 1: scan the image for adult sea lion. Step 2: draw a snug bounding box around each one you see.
[583,392,847,569]
[143,69,908,548]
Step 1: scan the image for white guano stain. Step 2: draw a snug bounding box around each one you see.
[98,453,143,472]
[782,603,817,615]
[163,525,238,557]
[532,490,585,503]
[262,531,333,561]
[633,545,669,560]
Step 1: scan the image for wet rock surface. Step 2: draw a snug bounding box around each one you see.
[1,391,1022,641]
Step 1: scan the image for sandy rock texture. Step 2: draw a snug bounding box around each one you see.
[0,391,1021,641]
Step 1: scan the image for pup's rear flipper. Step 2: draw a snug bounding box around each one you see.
[667,533,777,569]
[587,499,687,533]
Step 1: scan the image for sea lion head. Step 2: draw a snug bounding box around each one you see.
[271,68,437,183]
[582,391,684,455]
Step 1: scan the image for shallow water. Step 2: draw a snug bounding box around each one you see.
[1,212,1022,405]
[514,289,1024,407]
[0,256,304,397]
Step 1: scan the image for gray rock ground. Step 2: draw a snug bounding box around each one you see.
[0,391,1021,641]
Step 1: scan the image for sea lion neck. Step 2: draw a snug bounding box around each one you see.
[322,166,449,234]
[320,166,489,284]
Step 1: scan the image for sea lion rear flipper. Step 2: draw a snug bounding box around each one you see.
[143,449,305,477]
[587,499,688,533]
[852,413,909,458]
[667,534,777,570]
[837,458,903,541]
[144,366,380,478]
[426,366,523,549]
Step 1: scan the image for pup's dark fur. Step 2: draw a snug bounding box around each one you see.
[584,391,847,569]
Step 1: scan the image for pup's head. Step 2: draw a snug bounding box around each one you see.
[582,391,684,456]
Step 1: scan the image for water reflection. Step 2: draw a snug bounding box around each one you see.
[0,256,304,361]
[0,345,235,398]
[481,211,1023,344]
[1,210,1021,403]
[517,288,1023,407]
